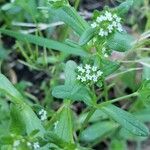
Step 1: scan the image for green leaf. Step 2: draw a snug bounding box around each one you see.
[9,104,26,135]
[119,128,147,141]
[45,131,76,149]
[142,66,150,80]
[115,0,133,16]
[134,108,150,122]
[138,80,150,105]
[79,28,96,46]
[49,6,89,35]
[101,59,120,76]
[80,121,118,142]
[101,104,149,136]
[79,109,108,124]
[0,74,24,104]
[0,44,9,60]
[64,60,77,85]
[52,84,93,106]
[107,32,134,52]
[0,29,88,57]
[54,103,74,143]
[10,103,45,136]
[0,74,45,136]
[15,0,37,16]
[110,139,127,150]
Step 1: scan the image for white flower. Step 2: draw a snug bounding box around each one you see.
[107,24,113,31]
[86,74,92,80]
[104,53,109,57]
[86,69,91,74]
[77,75,81,80]
[92,75,98,82]
[116,17,121,22]
[102,47,106,52]
[117,23,123,32]
[13,140,20,147]
[27,142,31,146]
[96,16,103,23]
[91,11,123,38]
[92,66,97,72]
[99,29,105,36]
[113,14,117,18]
[85,64,91,70]
[77,64,103,83]
[97,70,103,76]
[33,142,40,149]
[91,22,97,28]
[39,109,47,121]
[105,11,112,21]
[112,21,117,27]
[104,31,108,36]
[77,66,83,72]
[81,76,86,82]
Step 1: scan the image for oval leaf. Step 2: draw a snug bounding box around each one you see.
[80,121,118,142]
[101,104,149,136]
[107,32,134,52]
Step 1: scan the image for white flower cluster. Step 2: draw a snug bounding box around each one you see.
[91,11,123,37]
[13,140,40,150]
[77,64,103,83]
[39,109,47,121]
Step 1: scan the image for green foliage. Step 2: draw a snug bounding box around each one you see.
[115,0,134,16]
[101,105,149,136]
[0,29,88,57]
[107,32,134,52]
[52,61,93,106]
[0,0,150,149]
[54,102,74,143]
[80,121,118,142]
[79,28,97,46]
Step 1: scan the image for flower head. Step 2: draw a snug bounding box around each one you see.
[38,109,47,121]
[77,64,103,84]
[91,11,123,37]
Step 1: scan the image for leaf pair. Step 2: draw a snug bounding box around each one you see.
[52,61,94,106]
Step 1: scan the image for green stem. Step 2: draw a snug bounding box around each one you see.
[74,0,80,10]
[103,78,108,101]
[97,92,139,108]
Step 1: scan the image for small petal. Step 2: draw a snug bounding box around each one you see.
[91,22,97,28]
[85,64,91,70]
[92,66,97,71]
[81,77,86,82]
[77,75,81,80]
[97,70,103,76]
